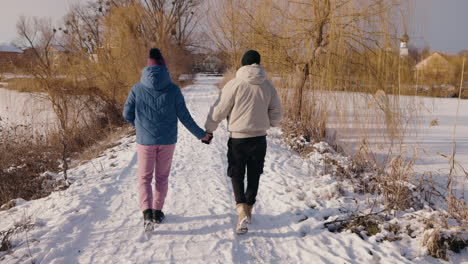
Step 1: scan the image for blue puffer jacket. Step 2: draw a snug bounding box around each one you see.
[123,66,205,145]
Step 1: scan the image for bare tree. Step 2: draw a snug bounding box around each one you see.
[139,0,203,48]
[208,0,405,147]
[255,0,400,120]
[16,17,74,183]
[59,0,204,110]
[16,17,57,79]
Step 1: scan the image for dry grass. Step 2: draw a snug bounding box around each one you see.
[0,117,128,207]
[324,212,384,239]
[325,208,467,259]
[2,77,44,93]
[72,125,133,166]
[446,56,468,224]
[381,155,419,210]
[281,117,328,155]
[336,139,423,212]
[461,89,468,99]
[0,125,61,206]
[422,228,468,261]
[0,214,34,252]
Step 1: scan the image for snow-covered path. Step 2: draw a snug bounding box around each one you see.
[1,76,465,264]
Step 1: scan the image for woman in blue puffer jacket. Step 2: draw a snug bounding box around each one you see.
[123,48,212,231]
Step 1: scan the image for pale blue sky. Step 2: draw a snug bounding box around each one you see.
[0,0,78,43]
[1,0,467,54]
[412,0,468,53]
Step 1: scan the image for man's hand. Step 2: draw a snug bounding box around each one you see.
[201,133,214,144]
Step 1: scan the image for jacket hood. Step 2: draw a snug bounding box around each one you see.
[236,64,267,85]
[140,66,171,91]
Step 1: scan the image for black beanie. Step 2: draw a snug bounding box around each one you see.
[241,50,261,66]
[149,48,163,60]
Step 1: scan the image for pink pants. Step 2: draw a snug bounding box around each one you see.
[137,144,176,211]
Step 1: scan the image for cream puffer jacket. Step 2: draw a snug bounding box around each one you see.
[205,64,283,138]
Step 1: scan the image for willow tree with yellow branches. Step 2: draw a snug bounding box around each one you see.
[209,0,405,143]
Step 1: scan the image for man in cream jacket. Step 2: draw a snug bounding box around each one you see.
[205,50,283,234]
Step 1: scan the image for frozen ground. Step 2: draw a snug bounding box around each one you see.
[0,76,466,263]
[0,87,97,137]
[320,90,468,198]
[0,88,56,135]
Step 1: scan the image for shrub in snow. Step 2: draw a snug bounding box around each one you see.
[0,198,26,211]
[422,228,468,261]
[0,214,34,252]
[324,213,382,239]
[281,119,332,156]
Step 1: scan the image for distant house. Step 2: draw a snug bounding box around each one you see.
[458,50,468,57]
[415,52,456,85]
[50,44,68,53]
[0,44,22,54]
[0,44,23,72]
[415,52,455,75]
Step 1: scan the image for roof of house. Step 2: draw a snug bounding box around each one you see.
[50,44,68,52]
[0,44,23,53]
[415,52,454,70]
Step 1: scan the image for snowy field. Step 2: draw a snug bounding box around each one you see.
[0,87,98,138]
[0,76,466,263]
[316,90,468,198]
[0,88,57,135]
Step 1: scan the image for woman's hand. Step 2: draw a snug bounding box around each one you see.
[201,133,214,144]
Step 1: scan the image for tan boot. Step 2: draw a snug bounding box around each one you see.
[236,203,248,234]
[245,205,253,224]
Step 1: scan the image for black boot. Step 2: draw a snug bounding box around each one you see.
[143,209,154,231]
[153,210,165,224]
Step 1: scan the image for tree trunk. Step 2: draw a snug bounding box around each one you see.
[60,130,69,186]
[293,63,310,120]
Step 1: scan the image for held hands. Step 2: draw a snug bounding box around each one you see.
[201,132,214,145]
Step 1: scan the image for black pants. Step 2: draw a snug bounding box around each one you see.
[227,136,267,205]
